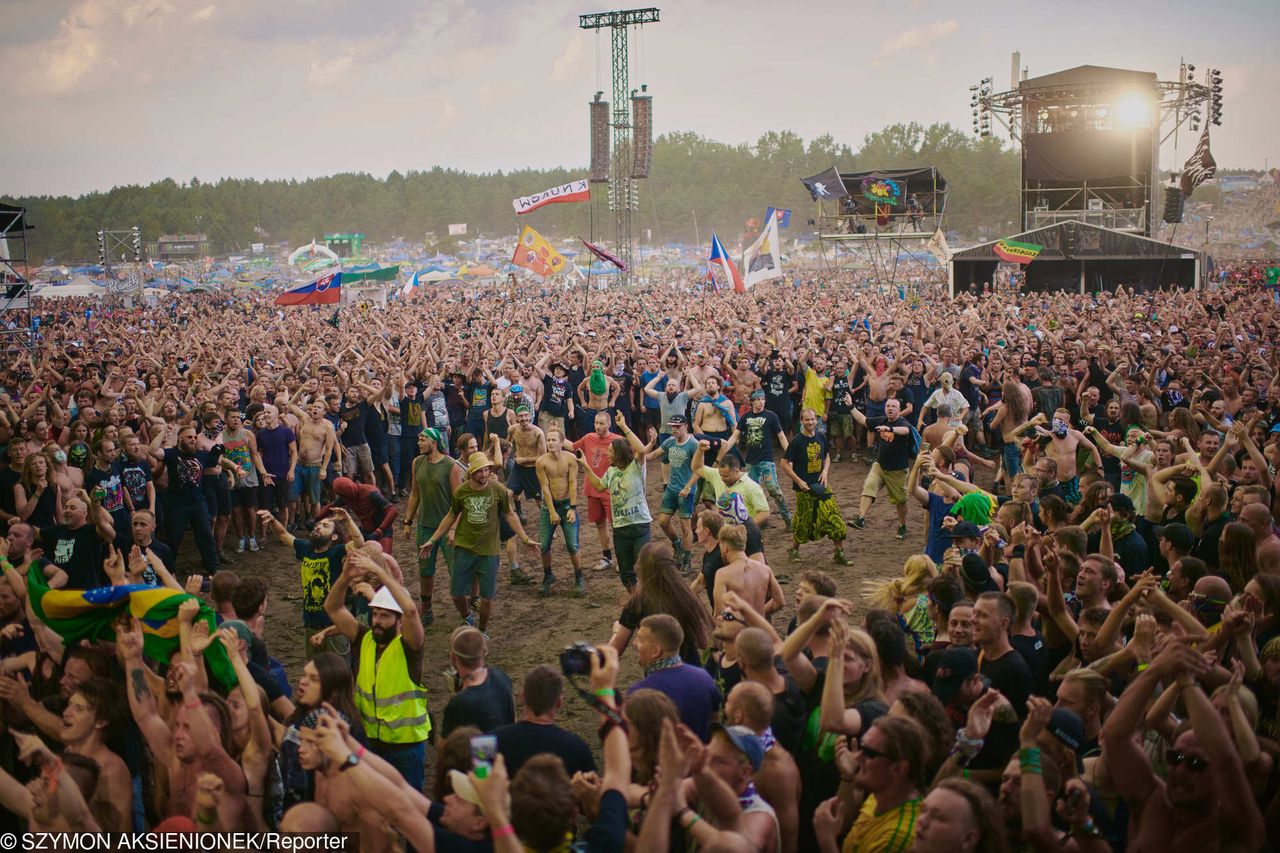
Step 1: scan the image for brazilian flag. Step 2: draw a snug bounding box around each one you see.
[26,563,236,689]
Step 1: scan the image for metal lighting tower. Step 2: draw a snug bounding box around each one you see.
[579,7,659,285]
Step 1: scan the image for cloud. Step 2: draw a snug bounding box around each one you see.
[191,4,215,21]
[550,32,585,82]
[308,50,354,85]
[879,18,958,57]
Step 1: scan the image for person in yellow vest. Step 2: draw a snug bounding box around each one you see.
[323,548,429,792]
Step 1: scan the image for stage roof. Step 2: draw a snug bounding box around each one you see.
[1019,65,1158,93]
[0,202,31,234]
[826,166,947,216]
[951,220,1199,263]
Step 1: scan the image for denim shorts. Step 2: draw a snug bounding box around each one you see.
[539,499,580,554]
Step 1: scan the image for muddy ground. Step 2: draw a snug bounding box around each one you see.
[182,450,969,781]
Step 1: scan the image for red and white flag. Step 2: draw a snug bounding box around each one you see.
[512,179,590,215]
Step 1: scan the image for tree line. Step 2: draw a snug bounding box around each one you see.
[8,123,1022,262]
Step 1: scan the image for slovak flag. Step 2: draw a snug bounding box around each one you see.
[275,271,342,306]
[765,207,792,228]
[708,233,744,294]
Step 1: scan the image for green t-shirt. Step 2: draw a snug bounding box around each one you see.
[414,455,460,529]
[698,467,770,518]
[450,480,511,556]
[601,461,651,528]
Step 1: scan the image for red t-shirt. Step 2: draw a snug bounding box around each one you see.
[573,432,621,499]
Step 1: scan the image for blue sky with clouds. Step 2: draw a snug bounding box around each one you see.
[2,0,1275,196]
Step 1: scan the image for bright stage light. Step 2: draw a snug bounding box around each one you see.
[1113,93,1151,128]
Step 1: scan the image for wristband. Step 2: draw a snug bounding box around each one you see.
[491,824,516,839]
[593,688,617,698]
[1136,663,1150,672]
[356,744,367,761]
[1009,545,1026,559]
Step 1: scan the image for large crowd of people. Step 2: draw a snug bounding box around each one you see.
[1,272,1280,852]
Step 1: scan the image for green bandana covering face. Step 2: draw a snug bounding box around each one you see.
[589,361,607,396]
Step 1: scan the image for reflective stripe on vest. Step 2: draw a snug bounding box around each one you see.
[353,631,431,744]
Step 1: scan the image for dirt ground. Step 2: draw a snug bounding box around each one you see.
[183,449,947,781]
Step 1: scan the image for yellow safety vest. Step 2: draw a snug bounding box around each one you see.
[353,631,431,744]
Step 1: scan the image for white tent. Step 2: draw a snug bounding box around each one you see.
[35,276,106,298]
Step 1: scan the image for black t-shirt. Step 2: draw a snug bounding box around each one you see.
[580,789,629,853]
[339,401,371,447]
[442,666,515,737]
[769,658,809,757]
[829,374,853,415]
[981,648,1033,718]
[247,660,285,705]
[0,467,21,517]
[737,410,784,465]
[164,447,221,505]
[865,416,913,471]
[120,459,153,509]
[541,375,571,418]
[39,524,107,588]
[1194,513,1230,570]
[1010,632,1051,699]
[493,720,596,779]
[784,432,828,490]
[761,370,793,416]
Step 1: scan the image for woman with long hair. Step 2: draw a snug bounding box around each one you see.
[610,541,711,664]
[579,418,654,591]
[1244,574,1280,648]
[1220,521,1259,592]
[989,379,1030,482]
[1070,480,1113,526]
[279,653,364,807]
[862,554,939,656]
[15,451,60,527]
[217,630,276,831]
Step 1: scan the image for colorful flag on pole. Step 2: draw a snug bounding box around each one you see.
[274,270,342,305]
[993,239,1043,264]
[1180,127,1217,196]
[742,216,783,289]
[801,167,849,201]
[26,563,237,689]
[579,237,627,271]
[512,226,568,278]
[512,179,591,215]
[708,232,744,293]
[765,207,792,228]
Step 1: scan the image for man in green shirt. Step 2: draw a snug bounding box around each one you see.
[420,452,537,632]
[402,428,463,627]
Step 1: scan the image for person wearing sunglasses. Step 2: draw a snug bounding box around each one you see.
[1187,574,1232,630]
[1099,636,1264,852]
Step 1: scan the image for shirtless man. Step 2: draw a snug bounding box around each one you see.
[535,427,582,596]
[121,623,248,827]
[857,346,896,452]
[728,355,761,414]
[577,359,619,426]
[685,351,721,394]
[712,522,783,617]
[506,405,546,518]
[1031,408,1100,504]
[300,709,437,853]
[62,678,133,831]
[1100,637,1263,853]
[294,402,336,523]
[692,376,736,441]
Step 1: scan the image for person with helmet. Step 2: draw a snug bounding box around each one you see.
[323,547,429,792]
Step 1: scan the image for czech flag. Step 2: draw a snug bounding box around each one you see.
[27,563,237,689]
[708,232,744,294]
[275,270,342,305]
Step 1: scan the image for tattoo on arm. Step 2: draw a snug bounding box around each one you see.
[130,667,148,703]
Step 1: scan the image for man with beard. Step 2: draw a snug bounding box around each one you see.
[258,507,362,658]
[324,549,429,791]
[120,622,247,826]
[402,427,462,626]
[1099,637,1263,852]
[148,425,236,575]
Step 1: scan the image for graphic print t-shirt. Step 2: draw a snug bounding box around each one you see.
[602,461,652,528]
[450,481,511,556]
[739,410,784,465]
[294,540,347,627]
[86,464,127,514]
[784,432,828,491]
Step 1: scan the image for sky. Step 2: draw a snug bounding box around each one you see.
[2,0,1277,197]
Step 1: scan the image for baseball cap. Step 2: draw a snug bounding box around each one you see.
[1154,522,1194,551]
[946,521,982,540]
[930,646,980,704]
[750,389,766,400]
[710,723,764,772]
[1048,708,1084,753]
[447,769,510,811]
[667,414,688,427]
[221,619,254,648]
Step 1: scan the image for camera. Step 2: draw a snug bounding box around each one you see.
[560,641,602,676]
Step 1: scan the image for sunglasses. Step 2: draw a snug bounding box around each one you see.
[858,743,894,762]
[1165,750,1210,772]
[1188,593,1227,606]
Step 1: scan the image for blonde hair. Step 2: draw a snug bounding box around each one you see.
[843,627,886,706]
[862,555,938,611]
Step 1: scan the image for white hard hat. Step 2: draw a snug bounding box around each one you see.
[369,586,403,615]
